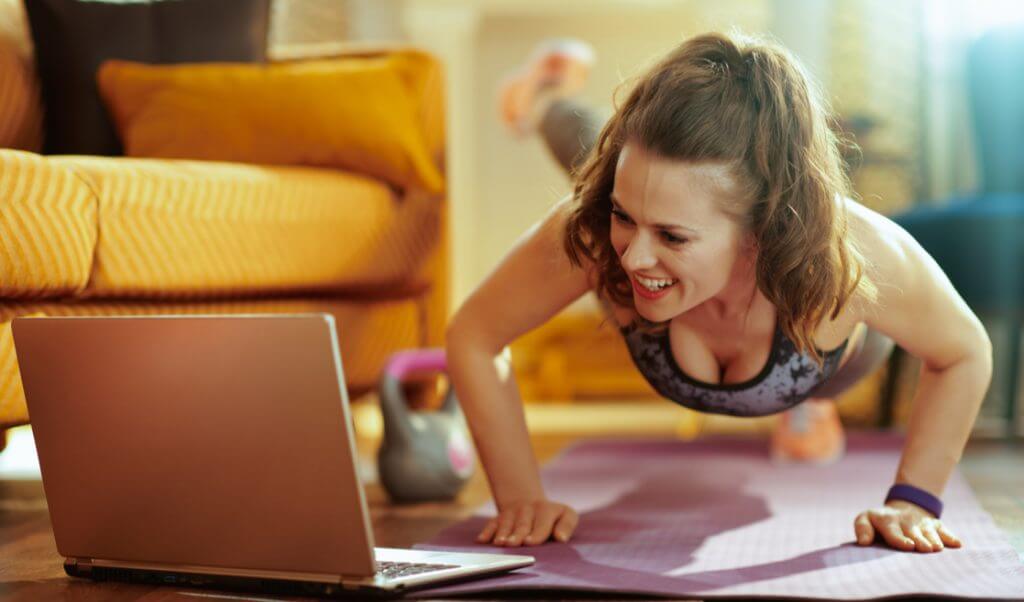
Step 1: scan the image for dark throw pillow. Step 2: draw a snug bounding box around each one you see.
[23,0,271,156]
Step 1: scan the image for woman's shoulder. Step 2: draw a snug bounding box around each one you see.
[842,196,910,274]
[840,197,915,312]
[800,196,898,347]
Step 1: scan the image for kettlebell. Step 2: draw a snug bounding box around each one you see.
[376,348,475,503]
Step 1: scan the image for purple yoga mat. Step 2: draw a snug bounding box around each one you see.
[412,431,1024,600]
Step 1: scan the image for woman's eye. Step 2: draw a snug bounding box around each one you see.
[611,209,631,224]
[662,233,687,245]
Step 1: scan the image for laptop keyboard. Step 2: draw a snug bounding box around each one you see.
[375,560,460,580]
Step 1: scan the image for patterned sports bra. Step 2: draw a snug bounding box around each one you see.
[617,317,850,418]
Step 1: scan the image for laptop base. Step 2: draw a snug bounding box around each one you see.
[64,559,400,599]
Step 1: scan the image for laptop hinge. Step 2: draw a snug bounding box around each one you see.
[67,558,93,575]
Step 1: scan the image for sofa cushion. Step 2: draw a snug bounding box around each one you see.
[48,154,442,299]
[97,53,444,194]
[0,150,97,297]
[23,0,271,156]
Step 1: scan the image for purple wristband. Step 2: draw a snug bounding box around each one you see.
[885,483,943,518]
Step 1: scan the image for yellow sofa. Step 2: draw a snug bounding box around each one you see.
[0,5,449,445]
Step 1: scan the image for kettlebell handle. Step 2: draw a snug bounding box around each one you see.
[382,348,459,416]
[384,348,446,381]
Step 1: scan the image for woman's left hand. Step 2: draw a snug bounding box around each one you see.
[854,500,962,552]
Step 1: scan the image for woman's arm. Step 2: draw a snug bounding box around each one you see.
[849,202,992,498]
[446,196,593,544]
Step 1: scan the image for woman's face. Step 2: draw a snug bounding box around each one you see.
[610,141,755,323]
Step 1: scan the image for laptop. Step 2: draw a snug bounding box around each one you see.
[12,314,533,598]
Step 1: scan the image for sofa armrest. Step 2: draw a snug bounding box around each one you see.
[0,150,97,298]
[271,45,449,338]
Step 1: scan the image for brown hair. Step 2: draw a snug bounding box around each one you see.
[563,30,877,367]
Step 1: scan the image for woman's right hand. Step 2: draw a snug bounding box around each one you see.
[476,498,579,546]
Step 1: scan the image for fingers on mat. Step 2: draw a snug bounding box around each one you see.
[921,522,945,551]
[477,518,498,543]
[526,506,560,546]
[494,511,519,544]
[872,512,914,550]
[937,523,962,547]
[553,507,579,542]
[506,505,535,546]
[854,513,874,545]
[907,524,934,552]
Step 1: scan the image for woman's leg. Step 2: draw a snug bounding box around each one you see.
[538,98,605,174]
[808,327,896,399]
[771,327,896,464]
[771,399,847,465]
[498,39,604,174]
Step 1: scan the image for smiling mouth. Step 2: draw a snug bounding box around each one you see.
[634,275,678,292]
[632,275,677,299]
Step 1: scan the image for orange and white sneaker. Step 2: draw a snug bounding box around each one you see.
[498,38,595,136]
[770,400,846,465]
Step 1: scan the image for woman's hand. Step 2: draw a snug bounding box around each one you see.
[477,498,579,546]
[854,499,962,552]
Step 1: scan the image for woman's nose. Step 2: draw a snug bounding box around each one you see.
[620,231,657,271]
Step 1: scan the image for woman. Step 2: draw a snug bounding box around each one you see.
[500,37,867,466]
[446,31,992,554]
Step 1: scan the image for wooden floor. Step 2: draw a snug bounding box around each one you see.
[1,402,1022,601]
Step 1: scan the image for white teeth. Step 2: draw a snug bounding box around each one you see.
[636,275,677,291]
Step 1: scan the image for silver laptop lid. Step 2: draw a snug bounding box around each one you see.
[12,314,377,578]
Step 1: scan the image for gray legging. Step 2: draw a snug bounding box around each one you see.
[539,98,606,173]
[540,99,896,398]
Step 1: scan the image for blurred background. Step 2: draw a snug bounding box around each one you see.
[263,0,1024,440]
[1,0,1021,479]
